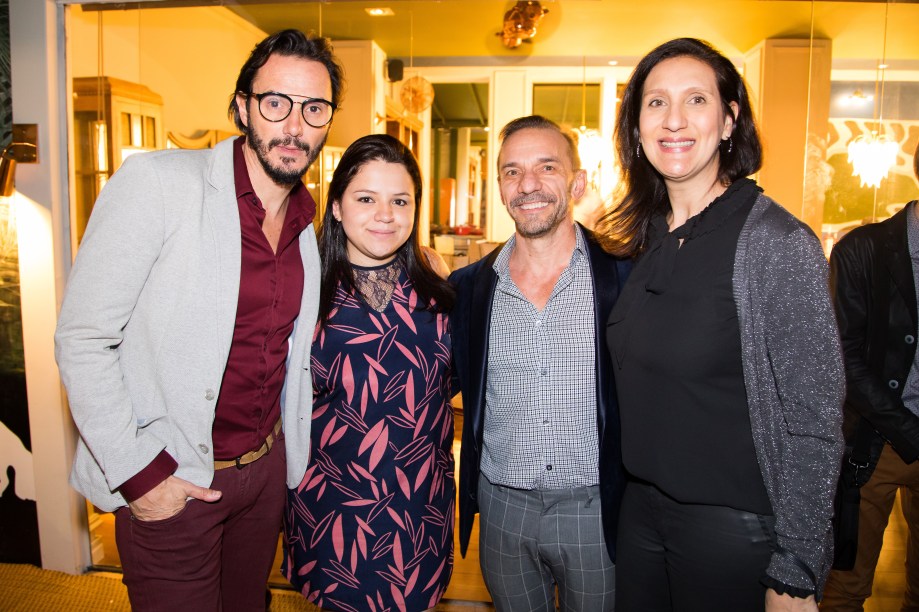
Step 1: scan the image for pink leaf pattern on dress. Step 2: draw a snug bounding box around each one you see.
[333,514,345,561]
[320,415,338,449]
[395,467,411,499]
[369,424,389,472]
[346,333,382,345]
[392,301,417,334]
[391,583,407,612]
[393,341,421,368]
[359,419,386,456]
[342,355,355,405]
[284,269,454,611]
[368,366,379,402]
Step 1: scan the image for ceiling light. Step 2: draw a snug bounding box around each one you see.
[878,63,889,70]
[365,8,394,17]
[607,60,619,66]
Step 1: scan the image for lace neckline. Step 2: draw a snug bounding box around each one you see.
[353,259,403,312]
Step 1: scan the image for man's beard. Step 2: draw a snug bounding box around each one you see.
[509,192,569,239]
[247,129,326,186]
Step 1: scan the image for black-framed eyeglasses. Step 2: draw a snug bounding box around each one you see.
[248,91,336,128]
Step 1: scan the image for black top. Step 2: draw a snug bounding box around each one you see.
[608,178,772,514]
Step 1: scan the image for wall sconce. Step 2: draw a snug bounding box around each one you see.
[1,124,40,197]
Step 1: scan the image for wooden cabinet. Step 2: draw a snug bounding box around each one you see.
[385,99,423,158]
[72,76,164,248]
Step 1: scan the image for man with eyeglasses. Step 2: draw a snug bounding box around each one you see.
[55,29,342,610]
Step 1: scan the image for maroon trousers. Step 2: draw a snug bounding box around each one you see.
[115,437,286,612]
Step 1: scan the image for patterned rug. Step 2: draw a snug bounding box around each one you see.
[0,563,314,612]
[0,563,488,611]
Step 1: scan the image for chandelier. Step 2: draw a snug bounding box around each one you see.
[847,0,894,189]
[847,132,898,189]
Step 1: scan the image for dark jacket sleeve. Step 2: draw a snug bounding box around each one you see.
[829,231,919,462]
[448,262,483,558]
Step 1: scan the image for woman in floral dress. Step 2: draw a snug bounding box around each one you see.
[284,134,456,612]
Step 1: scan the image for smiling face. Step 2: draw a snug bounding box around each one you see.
[236,53,332,186]
[332,160,416,267]
[638,56,737,192]
[497,127,584,239]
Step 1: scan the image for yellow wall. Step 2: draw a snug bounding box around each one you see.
[69,6,266,137]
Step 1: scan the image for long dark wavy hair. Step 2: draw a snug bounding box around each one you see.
[598,37,763,257]
[914,140,919,182]
[317,134,455,325]
[228,29,345,135]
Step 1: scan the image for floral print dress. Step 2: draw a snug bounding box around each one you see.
[283,263,455,612]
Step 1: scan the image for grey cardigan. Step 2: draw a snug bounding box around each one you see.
[55,139,320,511]
[735,194,844,594]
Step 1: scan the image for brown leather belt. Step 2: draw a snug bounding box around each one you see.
[214,419,282,470]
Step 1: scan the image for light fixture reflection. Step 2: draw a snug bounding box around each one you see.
[847,0,895,190]
[841,88,872,106]
[847,132,898,188]
[577,128,605,183]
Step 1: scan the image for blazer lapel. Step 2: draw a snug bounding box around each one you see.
[204,139,243,359]
[584,228,620,325]
[469,249,500,445]
[583,227,618,437]
[885,206,918,328]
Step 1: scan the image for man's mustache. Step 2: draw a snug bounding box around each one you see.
[268,137,311,153]
[511,192,557,208]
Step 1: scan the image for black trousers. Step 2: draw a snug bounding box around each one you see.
[615,480,775,612]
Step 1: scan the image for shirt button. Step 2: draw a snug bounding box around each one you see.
[546,464,553,471]
[906,335,915,345]
[543,419,549,425]
[889,379,900,390]
[198,444,209,455]
[205,389,216,401]
[540,368,548,376]
[535,319,542,327]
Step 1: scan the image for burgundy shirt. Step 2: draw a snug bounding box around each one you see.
[119,137,315,501]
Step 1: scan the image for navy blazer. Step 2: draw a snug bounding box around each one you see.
[449,224,631,561]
